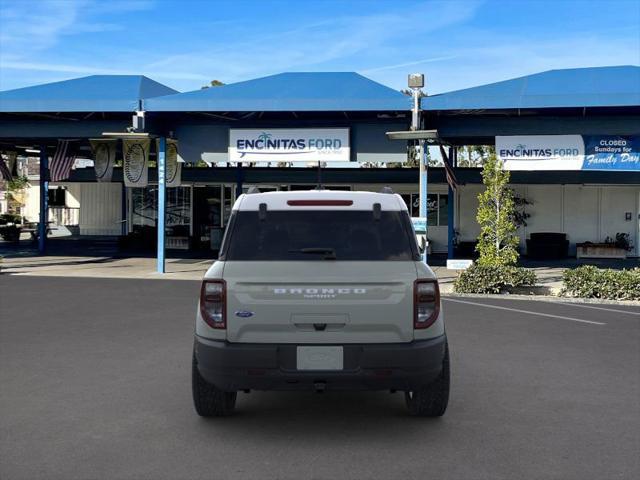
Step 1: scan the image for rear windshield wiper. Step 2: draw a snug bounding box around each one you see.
[288,247,337,260]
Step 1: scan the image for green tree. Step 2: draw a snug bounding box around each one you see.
[475,153,519,266]
[201,80,225,89]
[457,145,495,167]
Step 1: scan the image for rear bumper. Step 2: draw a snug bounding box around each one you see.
[194,335,447,392]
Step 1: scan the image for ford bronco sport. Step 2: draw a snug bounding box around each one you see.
[192,190,449,417]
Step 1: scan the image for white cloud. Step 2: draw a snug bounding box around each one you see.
[0,0,152,61]
[361,55,459,74]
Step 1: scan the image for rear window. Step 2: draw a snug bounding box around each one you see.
[222,210,419,261]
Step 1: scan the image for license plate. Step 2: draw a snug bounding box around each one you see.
[296,346,343,371]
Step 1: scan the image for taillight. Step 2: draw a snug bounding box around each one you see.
[200,279,226,329]
[414,279,440,329]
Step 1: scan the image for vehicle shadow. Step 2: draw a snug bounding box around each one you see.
[194,391,446,442]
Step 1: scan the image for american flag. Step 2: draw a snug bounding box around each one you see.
[49,140,77,182]
[439,145,458,190]
[0,156,12,181]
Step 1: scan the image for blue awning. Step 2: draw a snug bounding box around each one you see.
[422,66,640,111]
[145,72,410,112]
[0,75,178,113]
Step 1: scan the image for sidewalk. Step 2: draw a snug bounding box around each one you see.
[0,255,212,281]
[0,255,566,293]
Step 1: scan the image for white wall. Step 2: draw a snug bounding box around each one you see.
[599,187,638,254]
[65,184,81,208]
[78,183,122,235]
[457,184,640,257]
[22,184,37,222]
[562,186,599,255]
[457,185,482,242]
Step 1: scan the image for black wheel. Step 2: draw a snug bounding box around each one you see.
[192,352,237,417]
[405,342,450,417]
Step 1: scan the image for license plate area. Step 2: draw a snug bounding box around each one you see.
[296,346,343,371]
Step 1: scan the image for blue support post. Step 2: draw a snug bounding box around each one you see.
[38,146,48,254]
[447,146,456,259]
[235,162,244,198]
[419,140,428,264]
[157,137,166,273]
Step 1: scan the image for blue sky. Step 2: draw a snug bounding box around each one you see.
[0,0,638,93]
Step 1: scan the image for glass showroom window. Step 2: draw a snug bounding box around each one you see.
[131,186,191,231]
[131,187,157,229]
[401,193,448,226]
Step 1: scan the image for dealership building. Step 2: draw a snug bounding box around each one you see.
[1,65,639,264]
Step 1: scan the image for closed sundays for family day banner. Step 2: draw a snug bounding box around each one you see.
[496,135,640,171]
[228,128,350,163]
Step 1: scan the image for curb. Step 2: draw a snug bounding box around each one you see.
[440,284,560,296]
[442,291,640,307]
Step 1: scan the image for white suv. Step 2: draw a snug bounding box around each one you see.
[192,190,449,416]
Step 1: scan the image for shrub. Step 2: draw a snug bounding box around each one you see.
[453,264,537,294]
[561,266,640,300]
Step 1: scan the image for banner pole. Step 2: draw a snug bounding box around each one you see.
[447,146,456,259]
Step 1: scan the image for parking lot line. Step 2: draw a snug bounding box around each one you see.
[443,298,607,326]
[553,302,640,316]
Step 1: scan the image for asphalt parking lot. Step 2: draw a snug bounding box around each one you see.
[1,276,638,480]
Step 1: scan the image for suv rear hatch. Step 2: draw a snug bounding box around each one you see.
[220,208,420,344]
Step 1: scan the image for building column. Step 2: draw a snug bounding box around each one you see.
[447,146,456,259]
[38,146,48,254]
[157,137,166,273]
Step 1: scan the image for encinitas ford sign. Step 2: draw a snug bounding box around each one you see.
[497,135,584,170]
[497,135,640,171]
[229,128,350,162]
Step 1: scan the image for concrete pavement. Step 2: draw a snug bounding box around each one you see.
[1,276,638,480]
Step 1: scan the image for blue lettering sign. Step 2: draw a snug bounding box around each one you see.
[582,136,640,171]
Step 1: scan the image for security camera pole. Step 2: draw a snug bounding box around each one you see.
[408,73,427,263]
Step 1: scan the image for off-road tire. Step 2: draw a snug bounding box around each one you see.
[192,353,237,417]
[405,342,450,417]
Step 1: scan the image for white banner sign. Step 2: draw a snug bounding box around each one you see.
[123,138,150,187]
[496,135,585,170]
[447,259,473,270]
[229,128,350,163]
[90,139,116,182]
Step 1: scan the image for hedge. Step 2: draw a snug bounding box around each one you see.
[453,264,537,294]
[561,265,640,300]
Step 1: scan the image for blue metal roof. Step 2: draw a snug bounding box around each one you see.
[145,72,410,112]
[422,66,640,111]
[0,75,178,113]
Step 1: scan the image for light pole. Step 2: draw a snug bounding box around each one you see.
[408,73,427,263]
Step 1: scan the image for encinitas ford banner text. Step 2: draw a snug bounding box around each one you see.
[229,128,350,163]
[497,135,640,171]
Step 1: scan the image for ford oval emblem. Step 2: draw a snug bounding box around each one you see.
[235,310,254,318]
